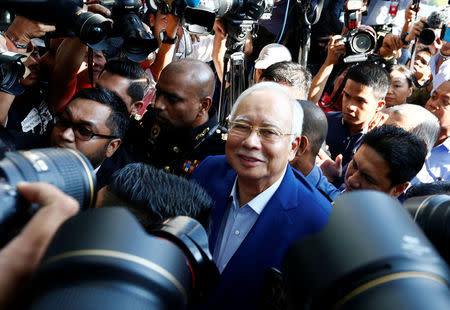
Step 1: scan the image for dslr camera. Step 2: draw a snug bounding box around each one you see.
[340,0,377,63]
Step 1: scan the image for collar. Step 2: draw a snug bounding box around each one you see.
[229,167,287,215]
[439,137,450,151]
[341,113,368,135]
[189,108,219,141]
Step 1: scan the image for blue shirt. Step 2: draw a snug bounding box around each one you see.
[213,169,286,273]
[306,164,341,201]
[412,138,450,183]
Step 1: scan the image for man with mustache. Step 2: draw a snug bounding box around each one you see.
[130,58,226,177]
[191,82,332,309]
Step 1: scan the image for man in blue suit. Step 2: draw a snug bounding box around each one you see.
[191,82,332,309]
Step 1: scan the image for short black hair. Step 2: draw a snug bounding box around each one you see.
[103,163,213,230]
[361,125,427,186]
[405,181,450,199]
[297,100,327,157]
[103,58,149,103]
[72,87,129,139]
[346,63,390,100]
[260,61,312,99]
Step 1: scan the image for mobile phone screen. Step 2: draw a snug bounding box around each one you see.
[442,25,450,43]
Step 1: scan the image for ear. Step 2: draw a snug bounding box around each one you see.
[149,13,155,27]
[389,182,409,198]
[198,97,212,116]
[376,99,385,111]
[130,100,144,116]
[296,135,309,156]
[288,136,301,161]
[408,86,414,97]
[105,138,122,159]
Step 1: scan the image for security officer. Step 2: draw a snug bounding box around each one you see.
[129,58,226,177]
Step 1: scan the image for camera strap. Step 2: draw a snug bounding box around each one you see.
[88,47,95,88]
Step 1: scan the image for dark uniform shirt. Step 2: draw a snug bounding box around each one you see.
[326,111,365,167]
[127,108,227,178]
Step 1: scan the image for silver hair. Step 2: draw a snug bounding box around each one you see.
[229,82,303,142]
[383,104,440,153]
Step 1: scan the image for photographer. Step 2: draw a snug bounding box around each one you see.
[0,182,79,309]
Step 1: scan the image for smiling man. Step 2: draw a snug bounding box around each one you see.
[344,125,427,198]
[191,82,331,309]
[326,63,390,167]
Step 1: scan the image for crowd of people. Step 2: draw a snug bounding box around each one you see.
[0,0,449,309]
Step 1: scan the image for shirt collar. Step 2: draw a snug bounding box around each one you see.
[229,167,287,215]
[440,137,450,150]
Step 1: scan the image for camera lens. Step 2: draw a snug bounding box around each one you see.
[352,32,373,53]
[419,28,437,46]
[75,11,112,50]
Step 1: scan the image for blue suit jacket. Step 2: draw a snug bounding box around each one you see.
[191,155,332,309]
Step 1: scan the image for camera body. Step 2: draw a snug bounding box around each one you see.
[0,52,26,96]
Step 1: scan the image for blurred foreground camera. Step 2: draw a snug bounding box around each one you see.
[0,0,111,50]
[26,208,219,309]
[0,52,26,96]
[0,147,96,244]
[404,194,450,265]
[283,191,450,310]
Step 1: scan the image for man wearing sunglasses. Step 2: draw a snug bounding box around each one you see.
[191,82,331,310]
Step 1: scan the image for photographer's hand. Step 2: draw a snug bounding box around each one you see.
[4,15,55,52]
[0,182,79,309]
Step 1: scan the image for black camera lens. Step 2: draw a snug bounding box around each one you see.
[404,195,450,264]
[74,11,112,50]
[419,28,437,46]
[0,52,26,96]
[27,208,219,310]
[282,191,450,310]
[352,32,373,53]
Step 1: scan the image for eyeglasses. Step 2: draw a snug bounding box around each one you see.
[54,114,118,141]
[228,121,293,143]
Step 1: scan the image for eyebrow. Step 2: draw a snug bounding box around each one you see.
[234,116,283,130]
[64,108,98,130]
[353,156,378,185]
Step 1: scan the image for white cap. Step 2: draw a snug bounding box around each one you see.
[254,43,292,69]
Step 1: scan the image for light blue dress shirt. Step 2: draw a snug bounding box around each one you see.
[213,169,286,273]
[413,138,450,183]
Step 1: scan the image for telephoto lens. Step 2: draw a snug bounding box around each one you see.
[404,194,450,265]
[0,147,96,244]
[26,208,219,310]
[282,190,450,310]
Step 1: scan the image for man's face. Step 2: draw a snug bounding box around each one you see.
[342,79,383,129]
[97,71,133,112]
[153,70,202,128]
[412,51,432,81]
[150,12,168,44]
[225,90,299,190]
[345,144,396,196]
[50,98,114,168]
[21,46,40,87]
[425,81,450,130]
[385,69,412,107]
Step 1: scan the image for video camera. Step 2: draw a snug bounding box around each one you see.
[341,0,377,63]
[150,0,273,35]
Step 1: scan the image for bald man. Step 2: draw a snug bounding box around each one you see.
[129,59,227,177]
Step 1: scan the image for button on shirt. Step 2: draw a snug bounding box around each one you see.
[412,138,450,183]
[214,169,286,273]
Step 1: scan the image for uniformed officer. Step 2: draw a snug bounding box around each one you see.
[129,58,227,177]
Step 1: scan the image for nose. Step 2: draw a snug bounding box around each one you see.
[153,95,165,111]
[347,171,361,190]
[346,103,357,113]
[426,97,439,111]
[241,128,262,149]
[60,127,76,142]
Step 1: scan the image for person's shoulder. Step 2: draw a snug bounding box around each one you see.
[326,111,343,121]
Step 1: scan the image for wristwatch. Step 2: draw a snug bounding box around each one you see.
[159,30,178,44]
[400,32,410,46]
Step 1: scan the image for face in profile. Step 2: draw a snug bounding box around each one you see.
[425,81,450,131]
